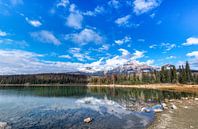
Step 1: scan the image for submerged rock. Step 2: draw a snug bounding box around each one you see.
[153,108,163,113]
[84,117,92,123]
[141,107,151,113]
[0,122,11,129]
[152,104,163,113]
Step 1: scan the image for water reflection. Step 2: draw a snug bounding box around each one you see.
[0,86,196,100]
[0,86,196,129]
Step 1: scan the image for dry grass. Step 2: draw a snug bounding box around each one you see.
[87,84,198,94]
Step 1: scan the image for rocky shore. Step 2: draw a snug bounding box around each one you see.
[148,97,198,129]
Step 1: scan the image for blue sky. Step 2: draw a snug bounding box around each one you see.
[0,0,198,74]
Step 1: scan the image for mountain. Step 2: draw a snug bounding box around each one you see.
[69,61,158,76]
[105,61,158,75]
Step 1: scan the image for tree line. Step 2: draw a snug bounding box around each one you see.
[0,73,89,84]
[90,61,198,85]
[0,61,197,85]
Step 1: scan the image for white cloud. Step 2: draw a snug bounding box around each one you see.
[57,0,70,8]
[66,13,83,29]
[99,44,109,51]
[137,39,145,42]
[0,38,28,48]
[149,44,157,49]
[0,49,149,74]
[149,43,176,51]
[73,53,93,62]
[65,28,103,45]
[25,17,42,27]
[10,0,23,6]
[103,49,145,70]
[0,30,7,37]
[30,30,61,45]
[83,6,104,16]
[186,51,198,58]
[68,48,93,61]
[166,56,176,59]
[145,59,154,65]
[182,37,198,46]
[150,13,155,18]
[132,50,145,59]
[69,47,81,53]
[115,36,131,45]
[133,0,161,15]
[108,0,120,9]
[0,49,83,75]
[66,4,83,29]
[59,55,71,59]
[156,20,162,25]
[115,15,131,26]
[119,48,130,56]
[161,43,176,51]
[185,51,198,69]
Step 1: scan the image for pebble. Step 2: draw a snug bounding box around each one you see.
[141,107,151,113]
[194,98,198,101]
[0,122,8,129]
[161,103,167,108]
[153,108,163,113]
[184,106,188,109]
[171,104,177,110]
[164,99,169,103]
[84,117,92,123]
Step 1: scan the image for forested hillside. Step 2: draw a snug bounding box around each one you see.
[0,62,197,85]
[0,73,89,84]
[90,62,198,85]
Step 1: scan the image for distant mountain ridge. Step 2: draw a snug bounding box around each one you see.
[68,61,159,76]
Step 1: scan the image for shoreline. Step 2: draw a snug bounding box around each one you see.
[148,97,198,129]
[0,83,198,94]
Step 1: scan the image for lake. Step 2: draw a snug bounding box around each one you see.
[0,86,196,129]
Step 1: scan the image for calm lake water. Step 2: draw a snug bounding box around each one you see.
[0,86,196,129]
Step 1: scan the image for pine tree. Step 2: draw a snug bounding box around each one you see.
[181,65,186,83]
[160,66,166,83]
[171,65,177,83]
[185,61,192,83]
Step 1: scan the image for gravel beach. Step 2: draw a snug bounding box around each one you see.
[148,98,198,129]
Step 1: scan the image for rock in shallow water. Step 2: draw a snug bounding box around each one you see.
[84,117,92,123]
[152,104,163,113]
[141,107,151,113]
[0,122,8,129]
[153,108,163,113]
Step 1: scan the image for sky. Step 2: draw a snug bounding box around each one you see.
[0,0,198,74]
